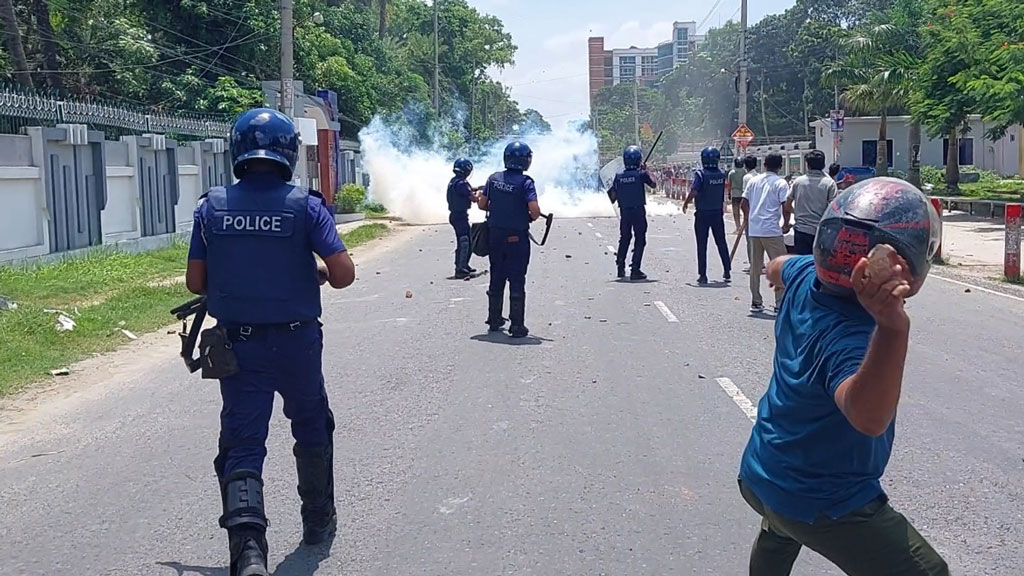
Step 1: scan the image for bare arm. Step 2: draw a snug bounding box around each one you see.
[185,260,206,295]
[528,200,541,222]
[833,256,913,436]
[477,194,489,211]
[765,254,796,288]
[322,251,355,289]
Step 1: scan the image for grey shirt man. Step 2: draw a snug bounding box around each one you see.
[787,169,838,235]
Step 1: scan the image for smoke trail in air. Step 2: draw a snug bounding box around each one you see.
[358,110,679,224]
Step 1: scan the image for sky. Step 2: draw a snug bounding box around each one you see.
[470,0,797,127]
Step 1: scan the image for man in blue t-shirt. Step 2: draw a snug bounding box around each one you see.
[737,178,948,575]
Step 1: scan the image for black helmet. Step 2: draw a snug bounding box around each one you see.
[814,177,941,297]
[453,157,474,177]
[623,145,643,170]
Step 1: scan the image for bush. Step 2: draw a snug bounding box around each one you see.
[336,184,366,214]
[919,165,945,188]
[362,201,388,215]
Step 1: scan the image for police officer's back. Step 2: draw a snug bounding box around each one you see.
[185,107,355,576]
[609,145,656,280]
[683,147,732,284]
[477,141,541,338]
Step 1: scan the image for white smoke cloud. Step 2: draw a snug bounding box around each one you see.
[358,115,681,224]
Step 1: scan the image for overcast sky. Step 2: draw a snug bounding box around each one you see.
[470,0,796,126]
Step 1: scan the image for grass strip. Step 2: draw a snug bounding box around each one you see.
[0,223,389,396]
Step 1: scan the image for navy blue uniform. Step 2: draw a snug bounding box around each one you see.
[188,173,346,480]
[447,175,474,274]
[690,168,732,280]
[483,170,537,300]
[610,169,655,273]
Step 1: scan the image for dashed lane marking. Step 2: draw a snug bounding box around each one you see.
[715,377,757,423]
[653,301,679,323]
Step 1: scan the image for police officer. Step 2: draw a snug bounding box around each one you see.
[185,108,356,576]
[477,141,542,338]
[608,145,657,280]
[683,146,732,284]
[448,158,482,278]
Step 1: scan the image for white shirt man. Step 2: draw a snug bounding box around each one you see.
[741,153,792,313]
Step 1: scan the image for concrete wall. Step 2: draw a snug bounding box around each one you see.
[813,116,1023,176]
[0,126,230,264]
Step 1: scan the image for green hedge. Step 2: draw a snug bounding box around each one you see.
[336,184,366,214]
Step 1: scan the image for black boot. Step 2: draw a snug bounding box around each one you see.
[616,263,626,278]
[486,290,506,331]
[509,294,529,338]
[294,444,338,546]
[630,269,648,281]
[220,470,270,576]
[455,235,474,277]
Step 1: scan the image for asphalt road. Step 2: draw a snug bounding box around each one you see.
[1,209,1022,575]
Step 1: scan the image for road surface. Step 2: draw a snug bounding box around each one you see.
[1,212,1022,575]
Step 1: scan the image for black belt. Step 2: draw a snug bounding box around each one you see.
[223,320,317,339]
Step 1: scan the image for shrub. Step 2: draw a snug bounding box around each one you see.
[336,184,366,214]
[362,201,387,215]
[919,165,945,188]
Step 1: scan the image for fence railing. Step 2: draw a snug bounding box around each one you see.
[0,85,232,141]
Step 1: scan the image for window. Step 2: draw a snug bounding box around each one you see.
[641,55,656,77]
[942,137,975,166]
[676,28,688,41]
[620,65,635,78]
[619,56,635,65]
[861,139,894,168]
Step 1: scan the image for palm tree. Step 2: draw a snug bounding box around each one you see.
[822,18,921,181]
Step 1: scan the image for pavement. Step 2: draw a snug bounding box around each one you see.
[1,207,1023,575]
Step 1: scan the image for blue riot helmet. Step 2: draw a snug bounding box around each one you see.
[623,145,643,170]
[453,157,474,177]
[230,107,300,180]
[700,146,721,169]
[504,141,533,171]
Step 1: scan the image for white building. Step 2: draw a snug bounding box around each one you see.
[596,21,705,92]
[810,115,1023,177]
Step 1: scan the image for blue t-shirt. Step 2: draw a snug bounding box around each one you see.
[187,178,347,262]
[739,255,892,524]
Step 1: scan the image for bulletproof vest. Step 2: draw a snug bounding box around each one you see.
[615,169,647,208]
[486,170,531,230]
[447,176,471,214]
[697,168,727,212]
[202,178,321,324]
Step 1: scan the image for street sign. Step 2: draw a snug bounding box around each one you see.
[830,109,845,132]
[731,123,755,148]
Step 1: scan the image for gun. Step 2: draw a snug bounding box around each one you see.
[170,296,207,374]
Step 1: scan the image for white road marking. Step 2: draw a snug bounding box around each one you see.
[715,377,757,423]
[931,274,1024,304]
[587,222,594,228]
[653,301,679,322]
[594,232,603,238]
[607,245,616,253]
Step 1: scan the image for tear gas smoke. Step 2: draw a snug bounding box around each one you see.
[358,115,679,225]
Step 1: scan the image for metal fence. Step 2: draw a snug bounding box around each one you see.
[0,85,232,142]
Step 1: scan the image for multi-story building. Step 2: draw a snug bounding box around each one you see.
[588,21,703,105]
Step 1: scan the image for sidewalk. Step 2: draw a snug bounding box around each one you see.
[938,212,1008,280]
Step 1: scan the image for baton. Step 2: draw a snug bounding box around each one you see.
[529,212,554,246]
[730,219,748,263]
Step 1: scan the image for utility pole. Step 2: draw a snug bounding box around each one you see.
[279,0,294,117]
[432,0,440,113]
[738,0,748,128]
[634,78,640,145]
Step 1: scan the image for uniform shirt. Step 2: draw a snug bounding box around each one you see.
[788,170,838,236]
[727,168,747,201]
[739,256,886,524]
[742,172,789,237]
[611,169,655,208]
[689,168,727,212]
[482,170,538,230]
[188,176,347,262]
[447,176,474,215]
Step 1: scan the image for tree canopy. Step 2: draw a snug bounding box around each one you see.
[0,0,543,140]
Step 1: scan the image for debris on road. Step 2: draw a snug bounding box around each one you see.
[50,368,70,376]
[121,329,138,340]
[698,374,707,379]
[565,254,572,259]
[55,314,76,332]
[964,288,972,293]
[0,295,17,310]
[405,290,413,298]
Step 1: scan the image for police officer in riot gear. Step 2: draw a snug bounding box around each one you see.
[185,107,356,576]
[683,146,732,284]
[448,158,482,278]
[477,141,542,338]
[608,145,657,280]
